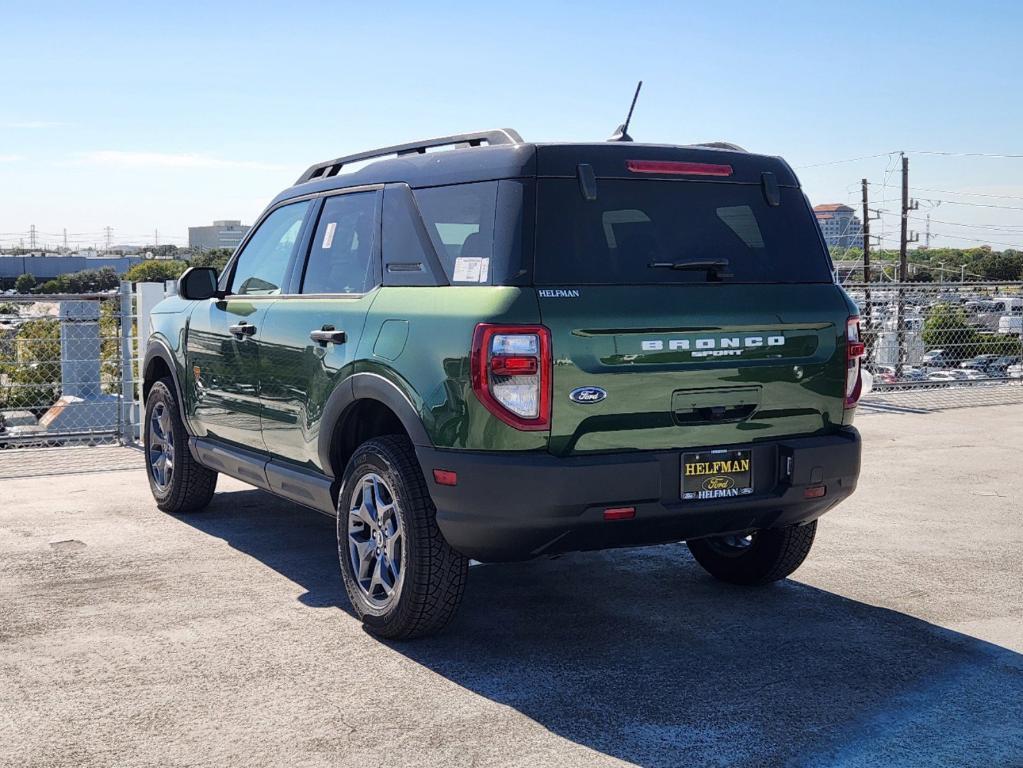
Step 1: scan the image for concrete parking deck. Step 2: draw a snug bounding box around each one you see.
[1,407,1021,767]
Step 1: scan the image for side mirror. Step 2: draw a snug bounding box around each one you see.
[178,267,219,301]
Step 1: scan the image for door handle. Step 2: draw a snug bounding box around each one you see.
[309,326,347,345]
[228,322,256,337]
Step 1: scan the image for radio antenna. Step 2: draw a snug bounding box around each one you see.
[608,81,643,142]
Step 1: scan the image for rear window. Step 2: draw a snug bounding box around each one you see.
[534,179,832,285]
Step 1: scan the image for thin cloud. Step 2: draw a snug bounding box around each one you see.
[0,154,22,163]
[1,121,66,129]
[73,150,291,172]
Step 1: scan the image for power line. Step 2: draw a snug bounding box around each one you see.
[907,150,1023,159]
[920,199,1023,212]
[796,151,899,169]
[909,186,1023,202]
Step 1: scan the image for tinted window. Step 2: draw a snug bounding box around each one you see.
[414,182,497,284]
[230,201,310,295]
[535,180,831,285]
[302,191,381,294]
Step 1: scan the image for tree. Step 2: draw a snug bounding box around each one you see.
[188,248,233,274]
[124,259,188,283]
[922,303,977,363]
[0,317,61,415]
[15,273,35,293]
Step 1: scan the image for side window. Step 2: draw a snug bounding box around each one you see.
[230,201,310,295]
[414,182,497,284]
[302,191,381,294]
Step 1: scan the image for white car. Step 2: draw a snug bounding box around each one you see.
[927,370,967,384]
[1006,363,1023,379]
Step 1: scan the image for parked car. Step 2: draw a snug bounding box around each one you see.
[990,355,1022,375]
[927,370,969,383]
[921,349,950,369]
[141,129,864,639]
[1007,363,1023,379]
[959,354,1001,374]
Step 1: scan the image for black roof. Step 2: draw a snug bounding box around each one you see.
[270,130,800,208]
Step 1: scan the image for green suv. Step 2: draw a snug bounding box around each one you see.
[143,129,863,639]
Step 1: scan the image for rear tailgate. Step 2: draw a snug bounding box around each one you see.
[532,147,853,457]
[540,284,851,456]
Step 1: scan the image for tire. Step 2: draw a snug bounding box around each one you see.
[144,378,217,513]
[337,435,468,640]
[686,520,817,586]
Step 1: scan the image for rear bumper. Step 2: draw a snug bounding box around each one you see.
[417,429,861,562]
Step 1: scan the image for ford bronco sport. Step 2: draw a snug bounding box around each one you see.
[143,129,863,639]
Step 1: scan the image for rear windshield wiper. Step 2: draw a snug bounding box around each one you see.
[648,259,733,279]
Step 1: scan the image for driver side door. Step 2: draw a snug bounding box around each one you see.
[185,199,311,452]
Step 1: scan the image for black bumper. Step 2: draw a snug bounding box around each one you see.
[416,429,861,562]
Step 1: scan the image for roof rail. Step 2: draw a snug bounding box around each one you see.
[295,128,524,185]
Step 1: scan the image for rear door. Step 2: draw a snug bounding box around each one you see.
[258,189,382,471]
[186,199,311,452]
[533,172,853,457]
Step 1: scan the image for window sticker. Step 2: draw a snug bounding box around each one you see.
[479,258,490,283]
[322,221,337,249]
[453,256,483,283]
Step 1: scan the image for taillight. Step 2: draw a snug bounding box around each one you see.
[846,316,865,408]
[471,324,552,430]
[626,159,733,177]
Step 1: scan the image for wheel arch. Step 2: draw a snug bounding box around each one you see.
[143,338,191,429]
[319,372,432,481]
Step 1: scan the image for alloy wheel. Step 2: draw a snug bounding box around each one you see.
[347,472,405,609]
[148,401,174,492]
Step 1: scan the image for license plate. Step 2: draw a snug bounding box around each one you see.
[682,449,753,501]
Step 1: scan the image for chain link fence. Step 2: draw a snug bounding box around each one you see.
[0,279,1019,477]
[848,281,1023,411]
[0,287,136,447]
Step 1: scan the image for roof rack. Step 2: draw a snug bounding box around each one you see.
[295,128,524,185]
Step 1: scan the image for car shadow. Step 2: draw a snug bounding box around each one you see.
[190,487,352,613]
[182,488,1023,767]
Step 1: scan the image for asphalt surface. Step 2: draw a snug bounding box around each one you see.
[1,407,1021,767]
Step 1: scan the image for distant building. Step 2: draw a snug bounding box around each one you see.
[188,220,250,251]
[813,204,863,249]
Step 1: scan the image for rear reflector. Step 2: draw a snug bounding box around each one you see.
[804,485,827,499]
[433,469,458,486]
[845,316,865,409]
[626,159,733,177]
[603,506,636,521]
[490,354,539,376]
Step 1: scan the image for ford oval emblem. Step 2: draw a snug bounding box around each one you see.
[569,386,607,404]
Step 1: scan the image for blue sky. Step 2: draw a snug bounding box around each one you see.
[2,0,1023,251]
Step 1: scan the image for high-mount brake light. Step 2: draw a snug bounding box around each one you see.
[471,324,552,431]
[845,316,865,409]
[626,160,733,177]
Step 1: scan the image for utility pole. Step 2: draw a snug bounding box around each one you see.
[861,178,873,326]
[29,224,37,251]
[62,228,68,252]
[924,213,931,249]
[104,226,113,251]
[896,154,917,377]
[154,228,159,247]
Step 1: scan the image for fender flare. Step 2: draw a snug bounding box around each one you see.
[142,338,191,431]
[317,372,432,478]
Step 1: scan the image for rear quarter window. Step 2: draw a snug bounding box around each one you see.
[414,182,498,284]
